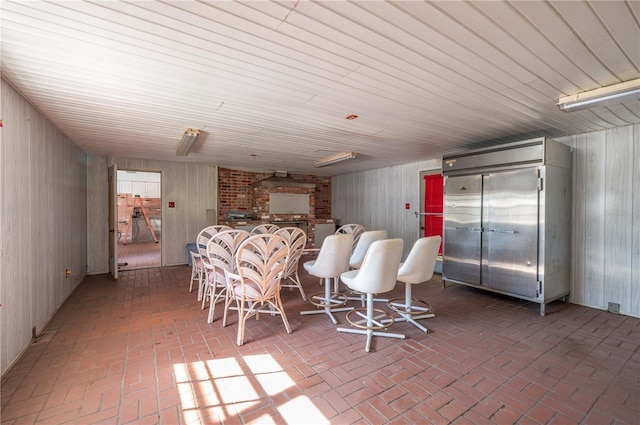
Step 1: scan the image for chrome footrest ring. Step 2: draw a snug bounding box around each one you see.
[346,308,395,331]
[308,291,348,308]
[387,297,433,316]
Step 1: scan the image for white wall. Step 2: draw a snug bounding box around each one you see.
[333,126,639,317]
[1,80,87,375]
[117,170,161,198]
[332,158,441,258]
[556,125,639,317]
[86,157,218,272]
[87,155,109,274]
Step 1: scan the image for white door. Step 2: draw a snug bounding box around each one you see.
[108,164,118,279]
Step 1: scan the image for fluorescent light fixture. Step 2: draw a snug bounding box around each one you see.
[557,79,640,112]
[176,128,201,156]
[313,151,358,168]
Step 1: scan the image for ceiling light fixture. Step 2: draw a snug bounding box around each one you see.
[557,79,640,112]
[176,128,201,156]
[313,151,358,168]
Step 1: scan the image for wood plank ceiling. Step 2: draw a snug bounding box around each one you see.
[1,1,639,175]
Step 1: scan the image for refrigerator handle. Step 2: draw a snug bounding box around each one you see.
[486,229,519,234]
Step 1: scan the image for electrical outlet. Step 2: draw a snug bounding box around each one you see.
[607,302,620,314]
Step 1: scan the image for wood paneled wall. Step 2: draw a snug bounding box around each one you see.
[86,157,218,272]
[332,158,441,260]
[87,155,109,274]
[333,128,639,317]
[1,80,87,375]
[557,124,639,317]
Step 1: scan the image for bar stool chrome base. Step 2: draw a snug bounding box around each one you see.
[385,297,434,333]
[337,301,405,352]
[300,279,351,325]
[344,288,389,307]
[337,278,389,307]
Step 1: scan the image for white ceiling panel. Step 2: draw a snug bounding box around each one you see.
[1,0,639,176]
[551,1,638,79]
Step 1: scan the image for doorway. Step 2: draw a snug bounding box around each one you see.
[420,169,443,272]
[117,170,162,270]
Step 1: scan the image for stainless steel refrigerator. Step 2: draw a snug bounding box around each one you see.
[441,137,572,315]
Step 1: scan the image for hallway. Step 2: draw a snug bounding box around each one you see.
[117,241,162,271]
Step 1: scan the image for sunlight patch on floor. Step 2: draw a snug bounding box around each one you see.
[174,354,328,423]
[279,396,331,425]
[244,354,295,396]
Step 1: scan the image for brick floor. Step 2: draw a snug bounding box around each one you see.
[117,241,161,271]
[1,263,638,424]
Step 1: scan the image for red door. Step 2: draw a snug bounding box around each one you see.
[423,174,444,255]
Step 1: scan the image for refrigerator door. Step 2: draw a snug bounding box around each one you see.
[443,174,482,285]
[483,168,539,297]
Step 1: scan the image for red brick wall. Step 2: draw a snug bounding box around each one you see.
[217,168,331,222]
[313,177,331,219]
[217,168,267,220]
